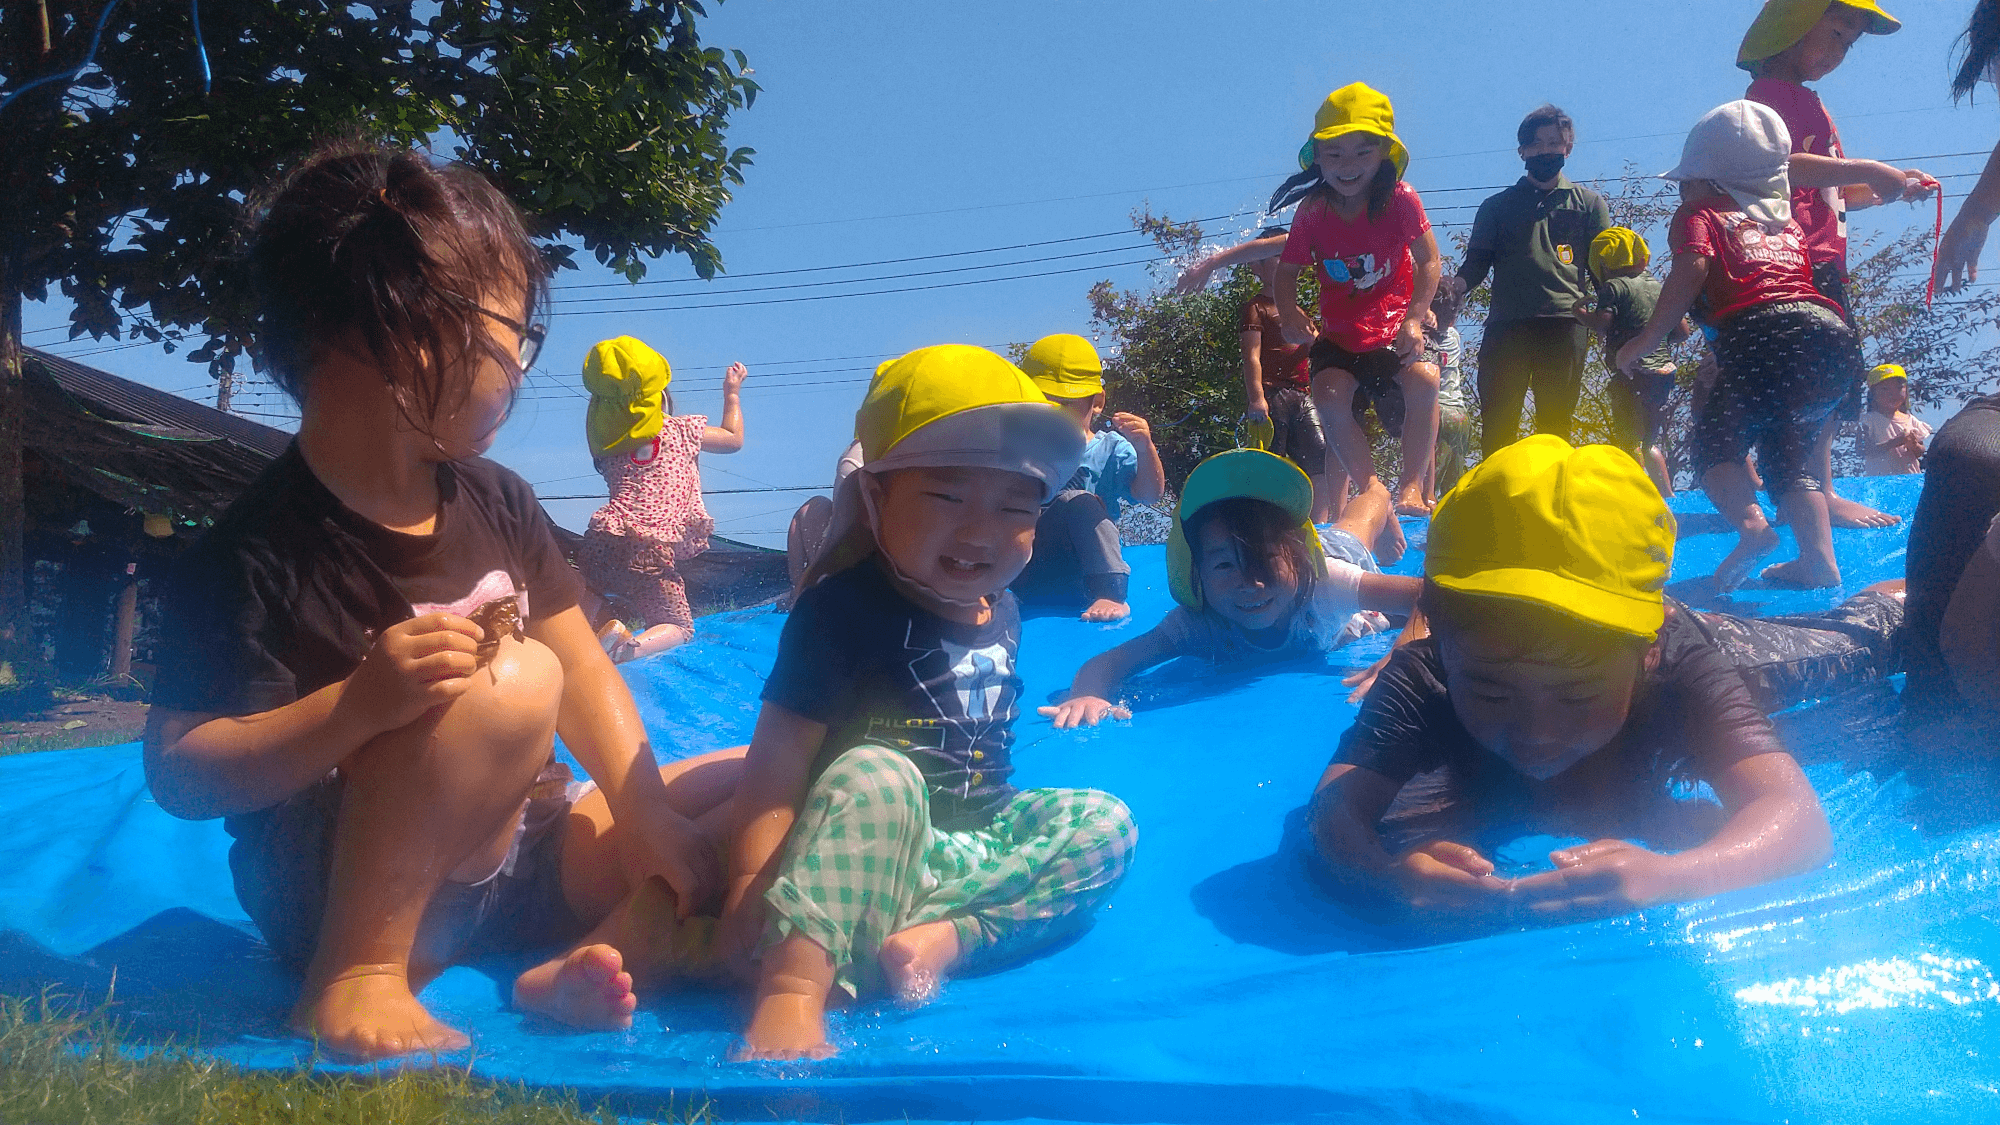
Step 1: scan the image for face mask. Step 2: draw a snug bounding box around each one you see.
[1525,153,1566,182]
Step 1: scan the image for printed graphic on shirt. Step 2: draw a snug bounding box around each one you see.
[1727,220,1806,268]
[1321,252,1395,292]
[858,620,1019,798]
[411,569,531,623]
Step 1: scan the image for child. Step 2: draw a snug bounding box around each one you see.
[1011,333,1167,622]
[144,141,743,1061]
[578,337,747,661]
[1238,228,1338,523]
[717,344,1137,1060]
[1423,283,1471,503]
[1312,436,1901,919]
[1271,83,1444,519]
[1740,0,1937,530]
[1041,449,1418,729]
[1576,227,1691,497]
[1859,363,1932,475]
[1616,101,1862,590]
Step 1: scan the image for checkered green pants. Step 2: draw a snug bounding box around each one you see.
[763,744,1137,998]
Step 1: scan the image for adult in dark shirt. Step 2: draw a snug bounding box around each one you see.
[1454,105,1613,457]
[146,142,737,1062]
[1311,437,1841,921]
[1900,394,2000,724]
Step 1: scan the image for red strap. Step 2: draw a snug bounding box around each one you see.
[1927,179,1947,310]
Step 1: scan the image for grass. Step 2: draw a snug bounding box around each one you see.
[0,992,715,1125]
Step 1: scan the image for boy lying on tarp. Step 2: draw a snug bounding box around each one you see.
[1311,436,1903,919]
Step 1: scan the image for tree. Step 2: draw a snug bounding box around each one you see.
[0,0,757,681]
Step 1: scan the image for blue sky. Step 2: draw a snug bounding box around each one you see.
[21,0,1996,546]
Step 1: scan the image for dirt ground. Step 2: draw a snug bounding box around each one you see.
[0,695,150,756]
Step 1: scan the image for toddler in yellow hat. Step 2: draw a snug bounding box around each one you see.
[577,336,749,660]
[1860,363,1931,475]
[1572,227,1691,498]
[1312,436,1906,922]
[1042,448,1420,729]
[716,345,1136,1061]
[1268,83,1445,522]
[1012,333,1167,623]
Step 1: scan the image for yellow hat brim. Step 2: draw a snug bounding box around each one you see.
[1298,130,1410,180]
[1430,568,1666,639]
[1738,0,1899,71]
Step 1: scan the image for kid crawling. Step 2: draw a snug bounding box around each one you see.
[717,344,1137,1060]
[1043,449,1417,729]
[144,142,742,1061]
[1312,436,1905,918]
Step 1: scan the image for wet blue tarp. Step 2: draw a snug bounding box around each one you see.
[6,473,2000,1124]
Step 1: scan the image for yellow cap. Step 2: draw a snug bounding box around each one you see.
[1588,228,1650,282]
[1167,449,1326,611]
[582,336,671,458]
[1020,333,1106,400]
[1427,435,1675,639]
[1738,0,1899,72]
[1297,82,1410,179]
[1868,363,1908,386]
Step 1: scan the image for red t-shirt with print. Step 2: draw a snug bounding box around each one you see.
[1670,197,1838,324]
[1279,181,1430,353]
[1746,77,1846,267]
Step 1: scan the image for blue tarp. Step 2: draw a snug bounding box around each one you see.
[6,473,2000,1124]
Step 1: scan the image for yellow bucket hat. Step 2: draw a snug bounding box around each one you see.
[1738,0,1899,72]
[1297,82,1410,179]
[582,336,670,458]
[1588,227,1650,282]
[1021,333,1106,400]
[1868,363,1908,386]
[1166,449,1327,611]
[1427,435,1675,639]
[802,345,1086,592]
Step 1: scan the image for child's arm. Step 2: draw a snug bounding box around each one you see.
[1393,230,1444,359]
[1173,234,1286,295]
[1038,625,1182,729]
[1275,263,1314,346]
[143,613,484,820]
[1311,762,1511,912]
[1614,251,1708,373]
[1669,315,1694,346]
[1113,414,1167,506]
[714,702,828,972]
[1787,153,1930,210]
[1342,604,1428,704]
[532,603,719,914]
[1569,303,1614,334]
[701,363,747,454]
[1512,751,1830,917]
[1356,572,1422,615]
[1240,327,1269,423]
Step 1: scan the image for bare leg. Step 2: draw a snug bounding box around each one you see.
[1762,487,1842,588]
[622,623,692,660]
[1643,446,1674,499]
[1325,465,1350,524]
[1307,473,1336,526]
[1814,414,1899,528]
[290,635,563,1062]
[1310,369,1380,494]
[1393,361,1440,515]
[879,919,962,1007]
[734,931,839,1061]
[1701,462,1781,592]
[1330,477,1402,567]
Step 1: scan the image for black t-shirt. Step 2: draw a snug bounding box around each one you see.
[1333,602,1782,814]
[762,560,1021,831]
[152,445,583,828]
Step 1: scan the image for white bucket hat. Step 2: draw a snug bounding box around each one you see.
[1660,100,1794,234]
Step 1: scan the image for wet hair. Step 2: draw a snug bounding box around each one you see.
[1420,581,1650,668]
[1267,146,1400,221]
[1953,0,2000,101]
[1429,277,1462,323]
[1517,104,1574,148]
[1185,497,1320,618]
[245,138,547,433]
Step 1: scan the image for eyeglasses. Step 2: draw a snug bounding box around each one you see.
[463,301,547,371]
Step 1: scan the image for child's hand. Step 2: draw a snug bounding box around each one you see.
[1391,317,1424,359]
[619,793,723,918]
[1393,840,1510,912]
[339,613,484,736]
[722,362,748,392]
[1341,651,1396,703]
[1899,170,1940,204]
[1038,696,1131,729]
[1613,338,1648,375]
[1278,308,1316,347]
[1109,412,1153,446]
[1510,839,1673,918]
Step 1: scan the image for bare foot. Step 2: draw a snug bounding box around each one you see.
[1828,493,1901,529]
[1393,485,1433,517]
[879,920,962,1007]
[732,989,835,1061]
[513,944,637,1030]
[1374,513,1407,567]
[1714,525,1780,593]
[1081,598,1130,623]
[1761,556,1842,589]
[290,965,470,1062]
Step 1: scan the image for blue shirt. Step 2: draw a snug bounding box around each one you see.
[1066,431,1139,518]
